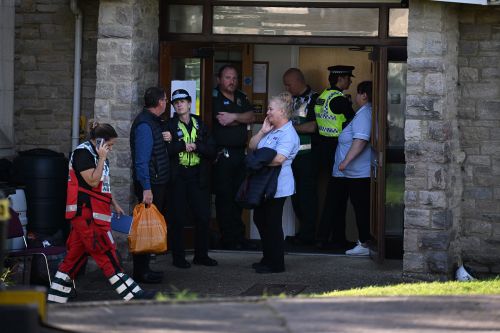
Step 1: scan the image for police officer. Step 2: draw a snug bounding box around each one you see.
[213,64,256,250]
[315,65,355,250]
[166,89,218,267]
[283,68,319,246]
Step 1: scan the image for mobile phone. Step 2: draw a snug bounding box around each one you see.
[96,138,104,148]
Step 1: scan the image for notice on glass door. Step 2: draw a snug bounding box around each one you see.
[253,63,267,94]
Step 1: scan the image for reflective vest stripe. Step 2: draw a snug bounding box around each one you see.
[93,212,111,223]
[66,204,77,213]
[178,117,201,167]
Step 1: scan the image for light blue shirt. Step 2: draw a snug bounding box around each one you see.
[333,103,372,178]
[257,121,300,197]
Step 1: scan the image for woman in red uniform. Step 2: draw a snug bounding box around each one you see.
[48,121,151,303]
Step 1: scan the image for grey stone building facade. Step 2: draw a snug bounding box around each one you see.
[2,0,499,279]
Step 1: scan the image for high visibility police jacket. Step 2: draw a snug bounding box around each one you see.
[65,141,112,226]
[314,89,348,138]
[166,114,216,188]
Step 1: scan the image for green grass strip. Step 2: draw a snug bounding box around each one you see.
[315,278,500,297]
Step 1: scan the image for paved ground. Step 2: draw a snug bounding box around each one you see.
[68,251,404,301]
[45,252,500,332]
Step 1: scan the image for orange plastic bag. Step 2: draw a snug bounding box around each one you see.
[128,203,167,254]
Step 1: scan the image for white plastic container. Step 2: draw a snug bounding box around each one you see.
[7,188,28,250]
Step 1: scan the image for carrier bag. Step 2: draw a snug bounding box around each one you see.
[128,203,167,254]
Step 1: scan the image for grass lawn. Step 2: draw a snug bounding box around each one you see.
[316,278,500,297]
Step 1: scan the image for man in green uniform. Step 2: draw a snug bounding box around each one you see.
[315,65,355,250]
[283,68,319,246]
[213,64,256,250]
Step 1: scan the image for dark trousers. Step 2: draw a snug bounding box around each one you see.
[291,151,317,242]
[166,168,210,261]
[316,138,338,241]
[319,177,371,244]
[133,182,168,274]
[213,148,246,245]
[253,197,287,270]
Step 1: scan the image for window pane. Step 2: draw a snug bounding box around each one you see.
[214,0,399,2]
[389,8,408,37]
[169,5,203,33]
[213,6,379,37]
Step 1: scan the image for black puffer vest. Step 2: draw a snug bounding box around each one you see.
[130,108,170,185]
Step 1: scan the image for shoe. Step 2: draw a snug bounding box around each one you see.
[173,259,191,269]
[133,272,163,284]
[134,290,159,300]
[255,265,285,274]
[193,256,218,266]
[345,241,370,256]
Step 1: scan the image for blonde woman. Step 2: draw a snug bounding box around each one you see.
[248,92,300,273]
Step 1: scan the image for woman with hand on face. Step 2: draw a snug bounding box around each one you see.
[248,92,300,273]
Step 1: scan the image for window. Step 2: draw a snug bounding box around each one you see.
[389,8,408,37]
[168,5,203,33]
[213,6,379,36]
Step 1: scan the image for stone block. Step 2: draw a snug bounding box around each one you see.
[465,218,492,236]
[424,73,445,95]
[419,190,447,208]
[407,57,445,72]
[98,24,133,39]
[460,23,491,40]
[426,251,449,274]
[405,119,424,140]
[406,95,440,119]
[405,162,427,177]
[36,4,60,13]
[481,67,500,79]
[408,31,425,55]
[404,208,430,228]
[463,187,492,200]
[481,142,500,155]
[423,32,445,56]
[477,200,500,213]
[418,231,450,251]
[477,100,500,120]
[428,165,447,190]
[428,121,451,142]
[469,56,500,68]
[465,155,491,166]
[457,97,476,119]
[95,82,114,99]
[459,40,478,56]
[431,209,452,229]
[404,190,418,206]
[405,176,426,190]
[403,252,426,273]
[459,67,478,82]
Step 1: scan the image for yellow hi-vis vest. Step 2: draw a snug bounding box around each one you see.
[178,117,201,167]
[314,89,346,138]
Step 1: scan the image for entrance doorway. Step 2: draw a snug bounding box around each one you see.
[159,42,406,261]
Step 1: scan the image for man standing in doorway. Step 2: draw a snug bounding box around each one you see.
[283,68,319,246]
[213,64,256,250]
[315,65,355,250]
[130,87,170,282]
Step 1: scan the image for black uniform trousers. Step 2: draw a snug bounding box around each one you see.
[133,182,168,275]
[253,197,287,271]
[291,151,317,243]
[167,166,210,261]
[321,177,371,244]
[316,137,338,242]
[213,147,247,246]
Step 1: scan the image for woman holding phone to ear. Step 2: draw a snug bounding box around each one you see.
[47,121,154,303]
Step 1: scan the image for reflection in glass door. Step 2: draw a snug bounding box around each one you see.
[385,62,406,259]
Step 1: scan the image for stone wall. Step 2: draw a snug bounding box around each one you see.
[457,5,500,274]
[404,0,462,280]
[94,0,159,213]
[14,0,98,155]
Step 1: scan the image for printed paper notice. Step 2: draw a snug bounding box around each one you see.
[171,80,197,116]
[253,63,267,94]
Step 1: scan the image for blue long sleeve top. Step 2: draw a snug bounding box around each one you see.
[134,123,154,190]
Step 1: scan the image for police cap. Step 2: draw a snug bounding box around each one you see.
[171,89,192,104]
[327,65,355,77]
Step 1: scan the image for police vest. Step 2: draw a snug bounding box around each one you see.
[65,141,112,225]
[314,89,346,138]
[178,117,201,167]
